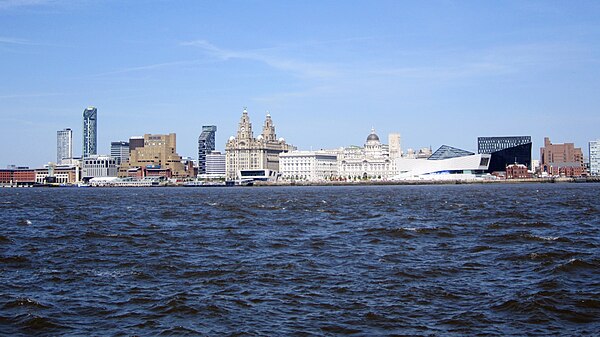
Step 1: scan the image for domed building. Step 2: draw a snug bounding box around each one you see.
[338,128,399,180]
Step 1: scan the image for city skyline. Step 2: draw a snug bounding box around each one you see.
[2,1,600,167]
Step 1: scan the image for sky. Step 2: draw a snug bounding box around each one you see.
[1,0,600,167]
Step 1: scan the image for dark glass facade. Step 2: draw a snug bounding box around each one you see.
[486,142,532,173]
[82,107,97,158]
[198,125,217,175]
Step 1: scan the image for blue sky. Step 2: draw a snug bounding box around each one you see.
[1,0,600,167]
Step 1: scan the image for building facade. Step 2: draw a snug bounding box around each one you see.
[35,164,81,184]
[590,140,600,176]
[205,151,226,179]
[540,137,585,177]
[225,108,296,180]
[110,141,129,166]
[82,106,97,158]
[477,136,532,172]
[82,155,118,178]
[198,125,217,175]
[57,128,73,163]
[280,151,338,182]
[120,133,189,178]
[0,167,36,186]
[338,129,394,180]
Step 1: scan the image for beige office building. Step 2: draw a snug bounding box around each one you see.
[225,108,296,180]
[119,133,188,178]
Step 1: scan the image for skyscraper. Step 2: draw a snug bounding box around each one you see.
[56,128,73,163]
[198,125,217,175]
[589,140,600,176]
[82,106,97,158]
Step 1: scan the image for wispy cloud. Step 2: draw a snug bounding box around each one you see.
[0,92,64,99]
[181,39,338,79]
[90,60,204,77]
[0,0,58,10]
[0,36,40,45]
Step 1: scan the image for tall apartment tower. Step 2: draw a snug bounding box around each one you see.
[110,141,130,166]
[589,139,600,176]
[56,128,73,163]
[388,133,402,158]
[82,106,98,158]
[198,126,217,175]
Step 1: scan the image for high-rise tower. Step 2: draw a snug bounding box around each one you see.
[57,128,73,163]
[82,106,97,158]
[198,125,217,175]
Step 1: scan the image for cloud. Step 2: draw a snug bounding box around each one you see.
[0,36,38,45]
[0,0,58,10]
[181,39,338,79]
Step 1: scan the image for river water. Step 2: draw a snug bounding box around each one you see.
[1,184,599,336]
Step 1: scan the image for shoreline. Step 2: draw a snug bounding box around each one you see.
[2,176,600,188]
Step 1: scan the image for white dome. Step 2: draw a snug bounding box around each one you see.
[278,137,285,142]
[229,136,235,141]
[257,135,264,140]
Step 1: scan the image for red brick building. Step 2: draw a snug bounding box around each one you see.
[0,168,36,186]
[540,137,585,177]
[506,164,532,179]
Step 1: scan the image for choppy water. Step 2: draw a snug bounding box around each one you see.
[0,184,599,336]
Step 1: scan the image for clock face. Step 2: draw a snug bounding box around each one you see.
[241,127,245,132]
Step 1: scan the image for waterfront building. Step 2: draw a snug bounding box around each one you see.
[82,107,97,158]
[82,155,118,178]
[119,133,189,178]
[506,163,531,179]
[225,108,296,180]
[0,167,36,186]
[477,136,532,172]
[337,129,394,180]
[110,141,129,166]
[388,133,402,159]
[35,164,81,184]
[280,151,338,182]
[204,151,226,179]
[392,145,491,181]
[57,128,73,163]
[590,140,600,176]
[540,137,585,177]
[198,126,217,175]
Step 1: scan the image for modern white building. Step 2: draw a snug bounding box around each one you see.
[590,140,600,176]
[392,145,491,181]
[57,128,73,163]
[202,151,226,179]
[82,155,118,178]
[280,151,338,181]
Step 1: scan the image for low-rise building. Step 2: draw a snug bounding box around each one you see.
[82,155,118,179]
[280,151,338,181]
[506,163,532,179]
[0,167,36,186]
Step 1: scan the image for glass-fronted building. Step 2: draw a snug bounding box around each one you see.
[82,107,97,158]
[198,125,217,175]
[590,140,600,176]
[477,136,532,172]
[110,141,130,166]
[57,128,73,163]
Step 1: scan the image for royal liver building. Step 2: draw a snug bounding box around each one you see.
[225,108,296,180]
